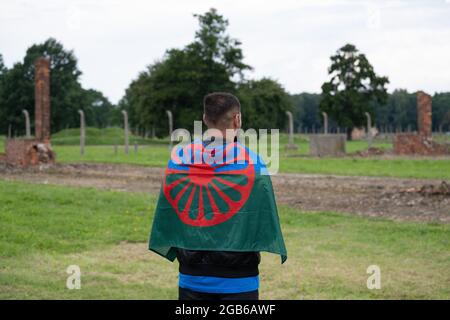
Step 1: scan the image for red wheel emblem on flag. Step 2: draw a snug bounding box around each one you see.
[163,143,255,227]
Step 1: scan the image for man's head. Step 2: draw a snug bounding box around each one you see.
[203,92,241,131]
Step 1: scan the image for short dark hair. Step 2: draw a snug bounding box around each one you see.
[203,92,241,127]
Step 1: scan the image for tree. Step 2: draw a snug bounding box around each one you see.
[0,54,8,134]
[387,89,416,131]
[319,44,389,139]
[0,62,29,136]
[0,38,116,135]
[0,38,83,134]
[81,89,116,128]
[0,54,6,76]
[237,78,292,130]
[22,38,85,133]
[120,8,252,137]
[192,8,251,80]
[290,93,322,132]
[432,92,450,132]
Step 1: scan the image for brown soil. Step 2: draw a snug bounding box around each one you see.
[1,162,449,223]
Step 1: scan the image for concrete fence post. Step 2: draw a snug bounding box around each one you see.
[78,110,85,155]
[22,110,31,138]
[121,110,129,154]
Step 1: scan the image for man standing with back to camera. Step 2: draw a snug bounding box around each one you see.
[149,92,287,300]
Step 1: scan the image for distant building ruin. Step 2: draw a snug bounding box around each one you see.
[3,57,55,166]
[393,91,449,156]
[310,134,346,157]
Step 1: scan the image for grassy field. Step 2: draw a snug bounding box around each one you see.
[279,158,450,179]
[50,144,450,179]
[2,132,450,179]
[0,128,167,149]
[51,127,168,146]
[0,179,449,299]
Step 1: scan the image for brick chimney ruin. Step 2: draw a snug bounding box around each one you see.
[3,57,55,166]
[393,91,449,155]
[34,58,52,142]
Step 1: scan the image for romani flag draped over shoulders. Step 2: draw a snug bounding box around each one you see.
[148,139,287,263]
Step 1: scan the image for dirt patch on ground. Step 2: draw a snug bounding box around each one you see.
[274,172,450,223]
[1,162,449,223]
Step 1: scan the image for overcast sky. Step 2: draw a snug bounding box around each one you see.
[1,0,450,104]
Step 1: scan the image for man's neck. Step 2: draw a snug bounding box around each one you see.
[205,128,237,142]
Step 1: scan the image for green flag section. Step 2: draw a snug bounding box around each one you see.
[148,141,287,263]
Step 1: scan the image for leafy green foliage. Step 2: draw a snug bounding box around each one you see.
[0,39,117,136]
[0,54,5,75]
[120,9,244,137]
[320,44,389,138]
[0,54,8,132]
[372,90,450,132]
[237,78,292,130]
[120,8,291,136]
[432,92,450,131]
[290,93,322,132]
[1,29,448,137]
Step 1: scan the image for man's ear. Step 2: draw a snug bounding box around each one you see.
[235,113,242,129]
[203,114,208,126]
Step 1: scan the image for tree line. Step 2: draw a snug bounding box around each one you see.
[118,9,292,138]
[0,39,119,137]
[0,8,449,138]
[292,90,450,134]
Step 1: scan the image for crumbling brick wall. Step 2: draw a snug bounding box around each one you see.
[2,57,55,166]
[5,139,55,166]
[393,91,449,156]
[394,133,449,156]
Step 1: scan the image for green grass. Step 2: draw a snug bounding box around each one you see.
[0,180,449,299]
[280,158,450,179]
[50,144,450,179]
[279,134,392,154]
[2,132,449,179]
[51,127,168,146]
[55,144,171,167]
